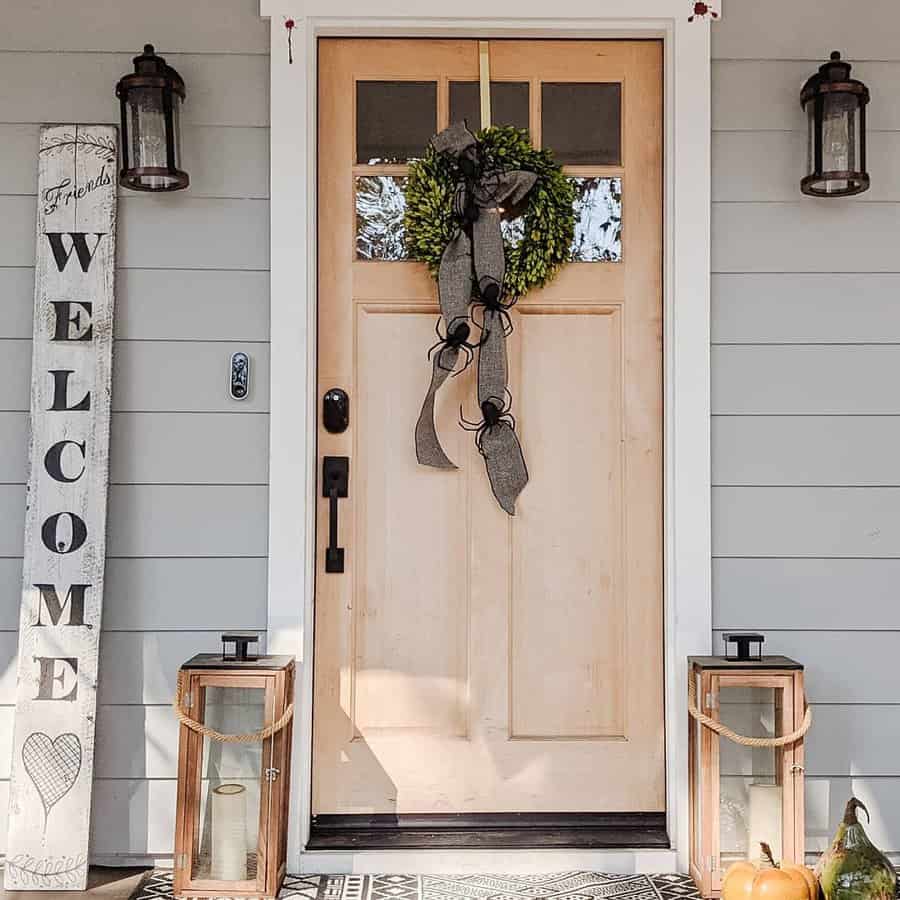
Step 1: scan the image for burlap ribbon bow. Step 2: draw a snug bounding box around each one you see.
[414,122,536,515]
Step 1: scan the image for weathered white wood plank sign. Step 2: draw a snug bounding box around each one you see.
[5,125,118,891]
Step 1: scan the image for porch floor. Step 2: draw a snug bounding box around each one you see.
[129,871,699,900]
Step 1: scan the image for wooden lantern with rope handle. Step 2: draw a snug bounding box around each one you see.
[172,637,295,900]
[689,639,811,899]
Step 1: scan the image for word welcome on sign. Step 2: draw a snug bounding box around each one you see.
[4,125,118,891]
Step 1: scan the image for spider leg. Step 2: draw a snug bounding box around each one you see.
[435,345,458,373]
[469,302,486,333]
[458,405,484,430]
[475,424,494,457]
[426,337,445,361]
[473,427,485,456]
[452,343,475,376]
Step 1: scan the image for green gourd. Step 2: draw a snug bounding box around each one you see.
[816,798,897,900]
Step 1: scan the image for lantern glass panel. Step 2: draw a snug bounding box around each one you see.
[171,91,184,172]
[806,102,815,178]
[822,92,860,194]
[718,686,784,871]
[692,670,703,863]
[125,86,184,190]
[191,686,266,883]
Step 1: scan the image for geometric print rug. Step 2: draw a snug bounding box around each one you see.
[130,871,700,900]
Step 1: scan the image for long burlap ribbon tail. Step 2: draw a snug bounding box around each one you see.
[414,122,534,515]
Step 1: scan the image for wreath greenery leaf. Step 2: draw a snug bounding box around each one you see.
[404,125,575,298]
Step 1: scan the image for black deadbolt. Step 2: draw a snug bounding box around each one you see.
[323,388,349,433]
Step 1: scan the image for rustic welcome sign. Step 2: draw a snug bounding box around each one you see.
[5,125,118,891]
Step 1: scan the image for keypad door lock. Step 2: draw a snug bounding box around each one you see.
[323,388,349,433]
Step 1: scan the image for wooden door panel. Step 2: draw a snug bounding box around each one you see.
[510,305,625,740]
[354,305,470,738]
[315,38,663,818]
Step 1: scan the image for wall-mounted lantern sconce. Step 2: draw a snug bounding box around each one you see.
[116,44,189,192]
[800,51,869,197]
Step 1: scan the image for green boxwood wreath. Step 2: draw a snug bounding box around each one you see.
[404,126,576,299]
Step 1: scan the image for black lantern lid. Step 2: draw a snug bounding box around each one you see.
[222,630,260,661]
[690,654,803,671]
[116,43,186,98]
[801,51,869,107]
[722,631,765,660]
[181,653,294,671]
[179,631,294,670]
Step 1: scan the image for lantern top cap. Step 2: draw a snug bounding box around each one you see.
[689,654,803,671]
[221,630,261,662]
[180,652,295,672]
[801,50,869,106]
[116,43,186,98]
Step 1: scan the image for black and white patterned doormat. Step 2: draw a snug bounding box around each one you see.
[131,871,699,900]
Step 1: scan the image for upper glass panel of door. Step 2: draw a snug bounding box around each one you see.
[357,81,437,164]
[355,79,622,165]
[449,81,530,131]
[354,77,623,262]
[541,82,622,165]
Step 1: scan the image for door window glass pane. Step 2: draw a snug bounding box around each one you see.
[542,82,621,165]
[571,176,622,262]
[357,175,621,263]
[501,176,622,262]
[356,176,409,260]
[357,81,437,164]
[449,81,530,131]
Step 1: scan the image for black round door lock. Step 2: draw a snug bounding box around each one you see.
[323,388,350,433]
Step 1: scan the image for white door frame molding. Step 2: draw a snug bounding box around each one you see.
[260,0,713,873]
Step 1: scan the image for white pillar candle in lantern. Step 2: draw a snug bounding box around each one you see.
[210,783,248,880]
[748,783,783,863]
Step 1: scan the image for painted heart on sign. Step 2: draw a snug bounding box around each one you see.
[22,732,82,833]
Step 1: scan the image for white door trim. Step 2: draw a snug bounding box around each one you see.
[260,1,714,873]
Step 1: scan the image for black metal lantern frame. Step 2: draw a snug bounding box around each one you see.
[800,51,870,197]
[116,44,189,192]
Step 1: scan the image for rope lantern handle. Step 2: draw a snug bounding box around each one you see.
[687,672,812,748]
[172,671,294,745]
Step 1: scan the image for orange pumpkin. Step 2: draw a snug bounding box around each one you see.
[723,845,818,900]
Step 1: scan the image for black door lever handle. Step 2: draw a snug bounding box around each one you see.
[322,456,349,573]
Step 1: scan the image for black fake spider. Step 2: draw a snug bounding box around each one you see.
[470,280,517,338]
[427,316,483,373]
[459,389,518,457]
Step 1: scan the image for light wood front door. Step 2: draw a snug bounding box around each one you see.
[315,38,663,818]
